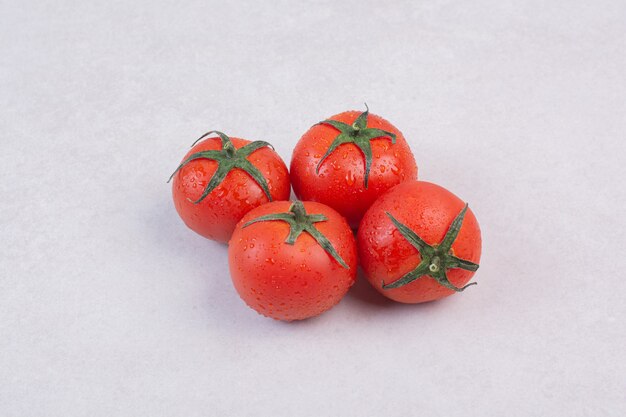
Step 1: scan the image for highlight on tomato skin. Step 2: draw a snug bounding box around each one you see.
[290,106,418,228]
[169,131,291,243]
[228,200,358,321]
[357,181,482,304]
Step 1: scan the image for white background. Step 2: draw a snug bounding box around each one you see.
[1,1,625,416]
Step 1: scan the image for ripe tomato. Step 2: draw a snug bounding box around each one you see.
[229,200,357,321]
[290,105,418,227]
[169,131,290,242]
[357,181,482,303]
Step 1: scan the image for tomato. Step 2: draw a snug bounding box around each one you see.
[290,105,418,228]
[228,200,357,321]
[169,131,290,242]
[357,181,482,303]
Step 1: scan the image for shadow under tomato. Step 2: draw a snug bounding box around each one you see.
[345,267,454,312]
[345,268,393,306]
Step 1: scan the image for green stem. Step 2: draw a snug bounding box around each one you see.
[315,104,396,189]
[243,201,349,269]
[168,131,274,204]
[382,207,480,292]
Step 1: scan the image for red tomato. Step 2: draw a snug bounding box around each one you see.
[170,131,290,242]
[290,106,418,228]
[229,200,357,321]
[358,181,482,303]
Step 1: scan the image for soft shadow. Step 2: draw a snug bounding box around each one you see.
[346,268,394,307]
[346,267,453,313]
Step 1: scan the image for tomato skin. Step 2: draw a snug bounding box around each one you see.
[357,181,482,303]
[290,111,418,228]
[171,137,290,243]
[228,201,357,321]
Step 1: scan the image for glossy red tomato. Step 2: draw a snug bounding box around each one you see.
[358,181,482,303]
[290,106,418,228]
[229,200,357,321]
[170,131,290,242]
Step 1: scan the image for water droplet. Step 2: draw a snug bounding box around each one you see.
[249,243,255,248]
[380,165,386,173]
[342,152,348,159]
[266,257,276,264]
[314,153,321,158]
[305,151,310,156]
[390,165,400,175]
[345,171,355,186]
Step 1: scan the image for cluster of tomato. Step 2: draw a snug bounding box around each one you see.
[169,106,482,321]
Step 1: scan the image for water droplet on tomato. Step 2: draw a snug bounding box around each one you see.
[342,152,348,159]
[249,243,255,248]
[345,171,355,186]
[266,257,275,264]
[390,165,400,175]
[380,165,386,173]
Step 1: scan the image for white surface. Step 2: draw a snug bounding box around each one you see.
[1,1,625,416]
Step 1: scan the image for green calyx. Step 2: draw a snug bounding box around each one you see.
[168,130,273,204]
[243,201,349,269]
[315,104,396,188]
[382,204,479,292]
